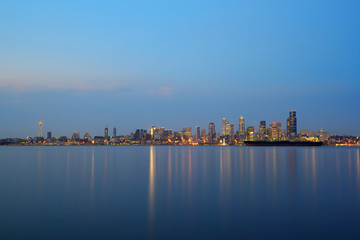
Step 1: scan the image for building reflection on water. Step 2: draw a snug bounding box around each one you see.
[25,145,360,239]
[148,146,155,232]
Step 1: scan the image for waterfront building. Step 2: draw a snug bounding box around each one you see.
[201,129,207,139]
[270,122,282,141]
[287,110,297,138]
[154,127,165,141]
[113,127,117,138]
[222,118,227,136]
[184,127,192,138]
[150,126,156,138]
[208,122,216,140]
[228,122,234,136]
[246,126,255,141]
[259,121,266,140]
[239,116,245,143]
[195,126,200,139]
[46,132,52,140]
[133,129,147,141]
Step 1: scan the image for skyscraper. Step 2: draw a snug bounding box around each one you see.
[184,127,192,138]
[195,126,200,139]
[222,118,227,136]
[270,122,282,141]
[259,121,266,140]
[287,110,297,138]
[238,116,245,143]
[208,122,216,140]
[113,127,117,138]
[150,126,156,138]
[246,126,255,141]
[104,127,108,139]
[226,122,234,136]
[201,129,206,138]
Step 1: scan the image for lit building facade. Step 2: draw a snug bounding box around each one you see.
[195,126,200,139]
[270,122,282,141]
[238,116,245,143]
[287,110,297,138]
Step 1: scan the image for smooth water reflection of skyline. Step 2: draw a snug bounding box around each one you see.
[1,146,360,239]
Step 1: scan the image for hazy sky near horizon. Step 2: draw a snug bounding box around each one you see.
[1,0,360,138]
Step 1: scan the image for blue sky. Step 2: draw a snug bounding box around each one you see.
[1,0,359,138]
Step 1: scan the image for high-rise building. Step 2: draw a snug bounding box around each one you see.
[183,127,192,138]
[133,129,147,141]
[238,116,245,143]
[208,122,216,141]
[222,118,227,136]
[113,127,117,138]
[195,126,200,139]
[270,122,282,141]
[287,110,297,138]
[201,129,206,138]
[259,121,266,140]
[104,127,108,139]
[150,126,156,138]
[153,127,165,141]
[222,118,234,136]
[226,122,234,136]
[246,126,255,141]
[46,132,52,139]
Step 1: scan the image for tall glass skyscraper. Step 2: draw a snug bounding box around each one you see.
[286,110,297,137]
[208,122,216,140]
[238,116,245,143]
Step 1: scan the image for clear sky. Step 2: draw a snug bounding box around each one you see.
[1,0,359,138]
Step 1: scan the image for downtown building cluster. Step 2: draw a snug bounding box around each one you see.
[1,111,360,146]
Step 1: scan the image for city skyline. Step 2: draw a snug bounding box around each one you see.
[3,110,358,146]
[3,110,357,140]
[0,109,358,139]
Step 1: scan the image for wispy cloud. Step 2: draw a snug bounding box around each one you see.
[147,87,172,96]
[0,78,132,92]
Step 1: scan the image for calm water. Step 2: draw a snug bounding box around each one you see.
[1,146,360,239]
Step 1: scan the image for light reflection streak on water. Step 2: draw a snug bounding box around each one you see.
[357,149,360,199]
[239,148,244,187]
[148,146,155,233]
[37,148,42,178]
[348,149,352,181]
[273,148,277,187]
[265,149,270,188]
[181,149,186,194]
[357,149,360,178]
[104,148,108,188]
[66,150,70,186]
[202,148,206,185]
[168,147,172,200]
[91,148,95,199]
[82,149,87,186]
[220,148,223,197]
[249,148,254,192]
[188,148,192,198]
[312,148,317,197]
[305,148,308,184]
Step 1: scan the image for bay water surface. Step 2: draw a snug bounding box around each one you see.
[1,146,360,239]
